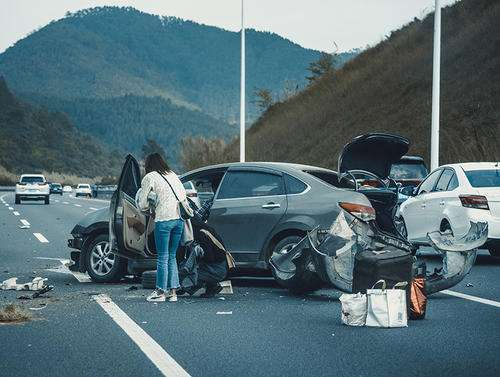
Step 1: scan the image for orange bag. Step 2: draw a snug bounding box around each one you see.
[409,277,427,320]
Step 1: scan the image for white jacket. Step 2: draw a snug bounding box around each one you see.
[136,171,187,222]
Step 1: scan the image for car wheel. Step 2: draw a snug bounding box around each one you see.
[44,196,50,205]
[142,270,157,289]
[488,245,500,258]
[270,235,303,261]
[15,195,20,204]
[85,234,126,283]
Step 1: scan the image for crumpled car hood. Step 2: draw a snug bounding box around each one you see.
[338,133,410,179]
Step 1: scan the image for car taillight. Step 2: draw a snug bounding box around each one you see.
[339,202,376,222]
[459,195,489,210]
[187,192,198,198]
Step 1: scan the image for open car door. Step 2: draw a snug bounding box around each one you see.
[110,154,155,259]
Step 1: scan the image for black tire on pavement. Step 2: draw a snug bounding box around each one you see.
[142,270,157,289]
[270,235,303,262]
[15,195,20,204]
[44,195,50,205]
[84,234,126,283]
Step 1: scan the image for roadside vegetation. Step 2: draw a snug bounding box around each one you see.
[0,304,31,324]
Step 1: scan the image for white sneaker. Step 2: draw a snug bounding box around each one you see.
[168,294,178,302]
[146,290,166,302]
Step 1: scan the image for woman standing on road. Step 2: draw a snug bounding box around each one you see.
[137,153,186,302]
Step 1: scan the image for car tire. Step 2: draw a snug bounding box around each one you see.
[142,270,157,289]
[44,196,50,205]
[15,195,20,204]
[270,235,303,261]
[488,245,500,258]
[84,234,126,283]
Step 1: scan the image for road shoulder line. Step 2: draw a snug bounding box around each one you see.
[442,289,500,308]
[93,294,190,377]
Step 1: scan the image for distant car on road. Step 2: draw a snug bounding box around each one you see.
[49,182,63,195]
[15,174,50,204]
[63,185,73,193]
[395,162,500,257]
[75,184,92,198]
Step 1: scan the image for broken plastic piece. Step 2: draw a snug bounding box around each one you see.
[1,277,47,291]
[32,285,54,298]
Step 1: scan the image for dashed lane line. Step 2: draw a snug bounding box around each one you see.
[74,204,82,207]
[62,201,69,204]
[89,207,98,211]
[93,294,190,377]
[8,206,13,210]
[442,290,500,309]
[20,219,30,226]
[33,232,49,243]
[13,211,20,216]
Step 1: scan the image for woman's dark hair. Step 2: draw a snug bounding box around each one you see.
[145,153,171,174]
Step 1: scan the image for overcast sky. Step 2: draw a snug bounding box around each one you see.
[1,0,459,53]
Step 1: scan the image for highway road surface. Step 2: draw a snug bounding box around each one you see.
[0,191,499,377]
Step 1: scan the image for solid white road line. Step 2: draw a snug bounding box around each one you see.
[93,294,190,377]
[442,290,500,308]
[20,219,30,226]
[13,211,20,216]
[74,204,82,207]
[33,233,49,243]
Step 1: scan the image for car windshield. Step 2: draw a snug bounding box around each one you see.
[390,163,428,179]
[78,184,90,188]
[21,176,44,184]
[465,169,500,188]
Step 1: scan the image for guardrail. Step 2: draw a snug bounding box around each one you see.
[0,186,14,192]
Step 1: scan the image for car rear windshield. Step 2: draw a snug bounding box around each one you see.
[21,176,44,183]
[390,163,428,179]
[465,169,500,188]
[78,184,90,188]
[304,170,354,189]
[51,183,61,188]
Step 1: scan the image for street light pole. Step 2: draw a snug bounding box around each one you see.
[430,0,441,170]
[239,0,246,162]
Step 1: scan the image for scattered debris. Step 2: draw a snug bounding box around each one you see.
[17,295,32,300]
[0,304,32,323]
[32,285,54,298]
[220,280,233,294]
[29,304,47,311]
[466,283,474,287]
[127,286,138,291]
[141,321,147,324]
[218,297,226,301]
[1,277,47,291]
[216,311,233,315]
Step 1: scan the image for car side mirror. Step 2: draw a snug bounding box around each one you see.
[400,185,416,197]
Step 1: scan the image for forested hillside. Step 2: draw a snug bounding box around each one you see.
[27,94,235,162]
[0,6,355,122]
[0,77,121,177]
[226,0,499,167]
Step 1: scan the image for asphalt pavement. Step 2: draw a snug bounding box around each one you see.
[0,191,499,377]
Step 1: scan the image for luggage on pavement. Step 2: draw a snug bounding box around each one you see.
[366,280,408,327]
[339,293,367,326]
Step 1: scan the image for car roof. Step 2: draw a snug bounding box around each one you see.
[20,174,45,178]
[183,161,337,176]
[441,162,500,171]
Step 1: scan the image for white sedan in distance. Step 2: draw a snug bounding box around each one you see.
[15,174,50,204]
[396,162,500,257]
[63,185,73,193]
[75,183,92,198]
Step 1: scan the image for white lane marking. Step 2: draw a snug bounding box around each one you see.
[8,207,13,210]
[62,201,69,204]
[54,199,59,203]
[37,258,92,283]
[93,294,190,377]
[89,207,98,211]
[20,219,30,226]
[33,233,49,243]
[74,204,82,207]
[442,290,500,308]
[13,211,20,216]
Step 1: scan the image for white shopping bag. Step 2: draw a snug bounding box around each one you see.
[366,280,408,328]
[339,293,367,326]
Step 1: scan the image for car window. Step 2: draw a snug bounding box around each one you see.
[447,174,459,190]
[285,174,307,194]
[418,169,442,195]
[390,163,428,179]
[465,169,500,188]
[121,166,138,198]
[434,169,454,192]
[21,176,44,184]
[217,171,285,199]
[183,181,194,190]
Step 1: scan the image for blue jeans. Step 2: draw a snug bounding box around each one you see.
[154,219,184,291]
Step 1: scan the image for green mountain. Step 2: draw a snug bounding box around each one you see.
[25,94,235,165]
[0,77,121,177]
[0,6,355,121]
[227,0,499,166]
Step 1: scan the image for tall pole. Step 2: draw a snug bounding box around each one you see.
[239,0,246,162]
[430,0,441,170]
